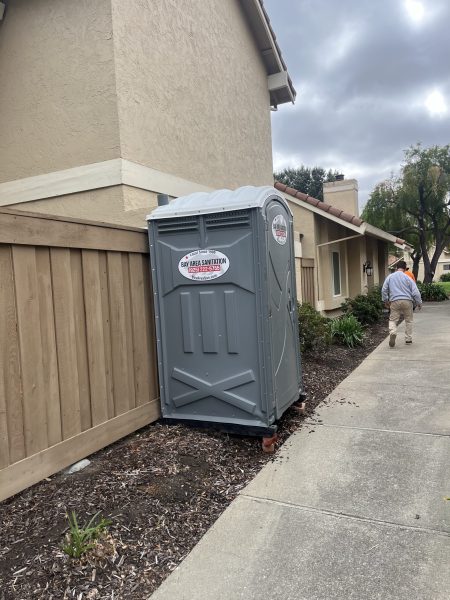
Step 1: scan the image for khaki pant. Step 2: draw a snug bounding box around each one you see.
[389,299,414,342]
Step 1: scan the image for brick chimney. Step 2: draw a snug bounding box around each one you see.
[323,175,359,217]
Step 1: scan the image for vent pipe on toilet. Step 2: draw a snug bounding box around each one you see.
[157,194,169,206]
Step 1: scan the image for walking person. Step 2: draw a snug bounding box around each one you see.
[404,266,416,282]
[382,261,422,347]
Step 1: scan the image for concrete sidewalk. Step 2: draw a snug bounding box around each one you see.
[151,302,450,600]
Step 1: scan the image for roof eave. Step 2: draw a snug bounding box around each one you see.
[239,0,296,106]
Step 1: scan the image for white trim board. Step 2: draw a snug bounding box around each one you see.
[0,159,212,206]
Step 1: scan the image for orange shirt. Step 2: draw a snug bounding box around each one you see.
[404,270,416,282]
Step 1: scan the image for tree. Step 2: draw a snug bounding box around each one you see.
[362,144,450,282]
[400,145,450,282]
[362,178,425,279]
[274,166,339,201]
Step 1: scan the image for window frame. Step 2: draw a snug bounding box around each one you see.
[331,250,342,297]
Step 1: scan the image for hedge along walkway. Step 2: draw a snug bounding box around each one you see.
[151,302,450,600]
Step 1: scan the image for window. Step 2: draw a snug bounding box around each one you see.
[443,264,450,271]
[332,251,341,296]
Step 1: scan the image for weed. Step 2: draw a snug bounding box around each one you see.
[62,511,111,559]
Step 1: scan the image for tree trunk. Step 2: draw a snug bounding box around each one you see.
[426,236,447,283]
[417,184,434,282]
[411,251,422,280]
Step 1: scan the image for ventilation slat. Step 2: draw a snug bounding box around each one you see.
[205,210,250,230]
[157,217,199,233]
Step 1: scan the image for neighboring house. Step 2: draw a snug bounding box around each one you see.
[275,178,411,314]
[0,0,294,224]
[391,248,450,281]
[417,248,450,281]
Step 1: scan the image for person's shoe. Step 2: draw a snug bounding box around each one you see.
[406,340,413,344]
[389,333,396,348]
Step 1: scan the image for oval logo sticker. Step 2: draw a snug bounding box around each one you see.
[178,249,230,281]
[272,214,287,245]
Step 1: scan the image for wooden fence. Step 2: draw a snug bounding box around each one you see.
[0,208,160,501]
[300,258,315,306]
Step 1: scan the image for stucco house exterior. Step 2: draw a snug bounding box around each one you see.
[0,0,294,224]
[417,248,450,281]
[275,178,411,314]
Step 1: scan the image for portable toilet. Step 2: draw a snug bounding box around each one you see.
[147,186,304,445]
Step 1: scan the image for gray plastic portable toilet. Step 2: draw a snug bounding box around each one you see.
[147,186,303,439]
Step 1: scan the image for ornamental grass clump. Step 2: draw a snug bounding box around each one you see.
[62,511,111,559]
[328,314,364,348]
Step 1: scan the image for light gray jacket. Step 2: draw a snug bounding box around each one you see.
[382,271,422,305]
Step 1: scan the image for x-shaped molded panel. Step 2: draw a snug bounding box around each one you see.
[171,368,257,414]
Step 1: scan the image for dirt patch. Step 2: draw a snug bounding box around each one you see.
[0,318,388,600]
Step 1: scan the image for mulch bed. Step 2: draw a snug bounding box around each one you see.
[0,318,388,600]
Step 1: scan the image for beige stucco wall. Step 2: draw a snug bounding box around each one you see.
[323,180,359,217]
[288,202,316,258]
[111,0,273,189]
[347,237,365,298]
[13,186,154,228]
[0,0,120,183]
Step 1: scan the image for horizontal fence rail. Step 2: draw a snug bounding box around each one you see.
[0,208,159,501]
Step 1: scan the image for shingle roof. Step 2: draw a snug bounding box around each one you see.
[274,181,408,246]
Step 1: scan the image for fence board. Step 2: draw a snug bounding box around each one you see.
[121,254,136,410]
[12,246,48,455]
[50,248,82,439]
[107,252,134,416]
[70,250,92,432]
[0,246,25,464]
[82,250,109,426]
[99,252,115,419]
[35,248,62,446]
[142,255,159,397]
[0,373,9,469]
[129,253,153,406]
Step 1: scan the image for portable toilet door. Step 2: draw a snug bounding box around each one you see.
[265,198,302,419]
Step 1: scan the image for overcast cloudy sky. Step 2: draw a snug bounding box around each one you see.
[264,0,450,209]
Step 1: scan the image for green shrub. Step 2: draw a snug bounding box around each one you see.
[297,302,330,353]
[328,314,364,348]
[365,285,384,311]
[341,292,383,325]
[417,282,448,302]
[440,273,450,282]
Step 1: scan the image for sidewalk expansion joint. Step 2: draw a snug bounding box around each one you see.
[304,422,450,438]
[240,494,450,538]
[366,358,450,363]
[332,381,450,392]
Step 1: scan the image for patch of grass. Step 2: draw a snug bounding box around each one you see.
[438,281,450,296]
[62,511,111,559]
